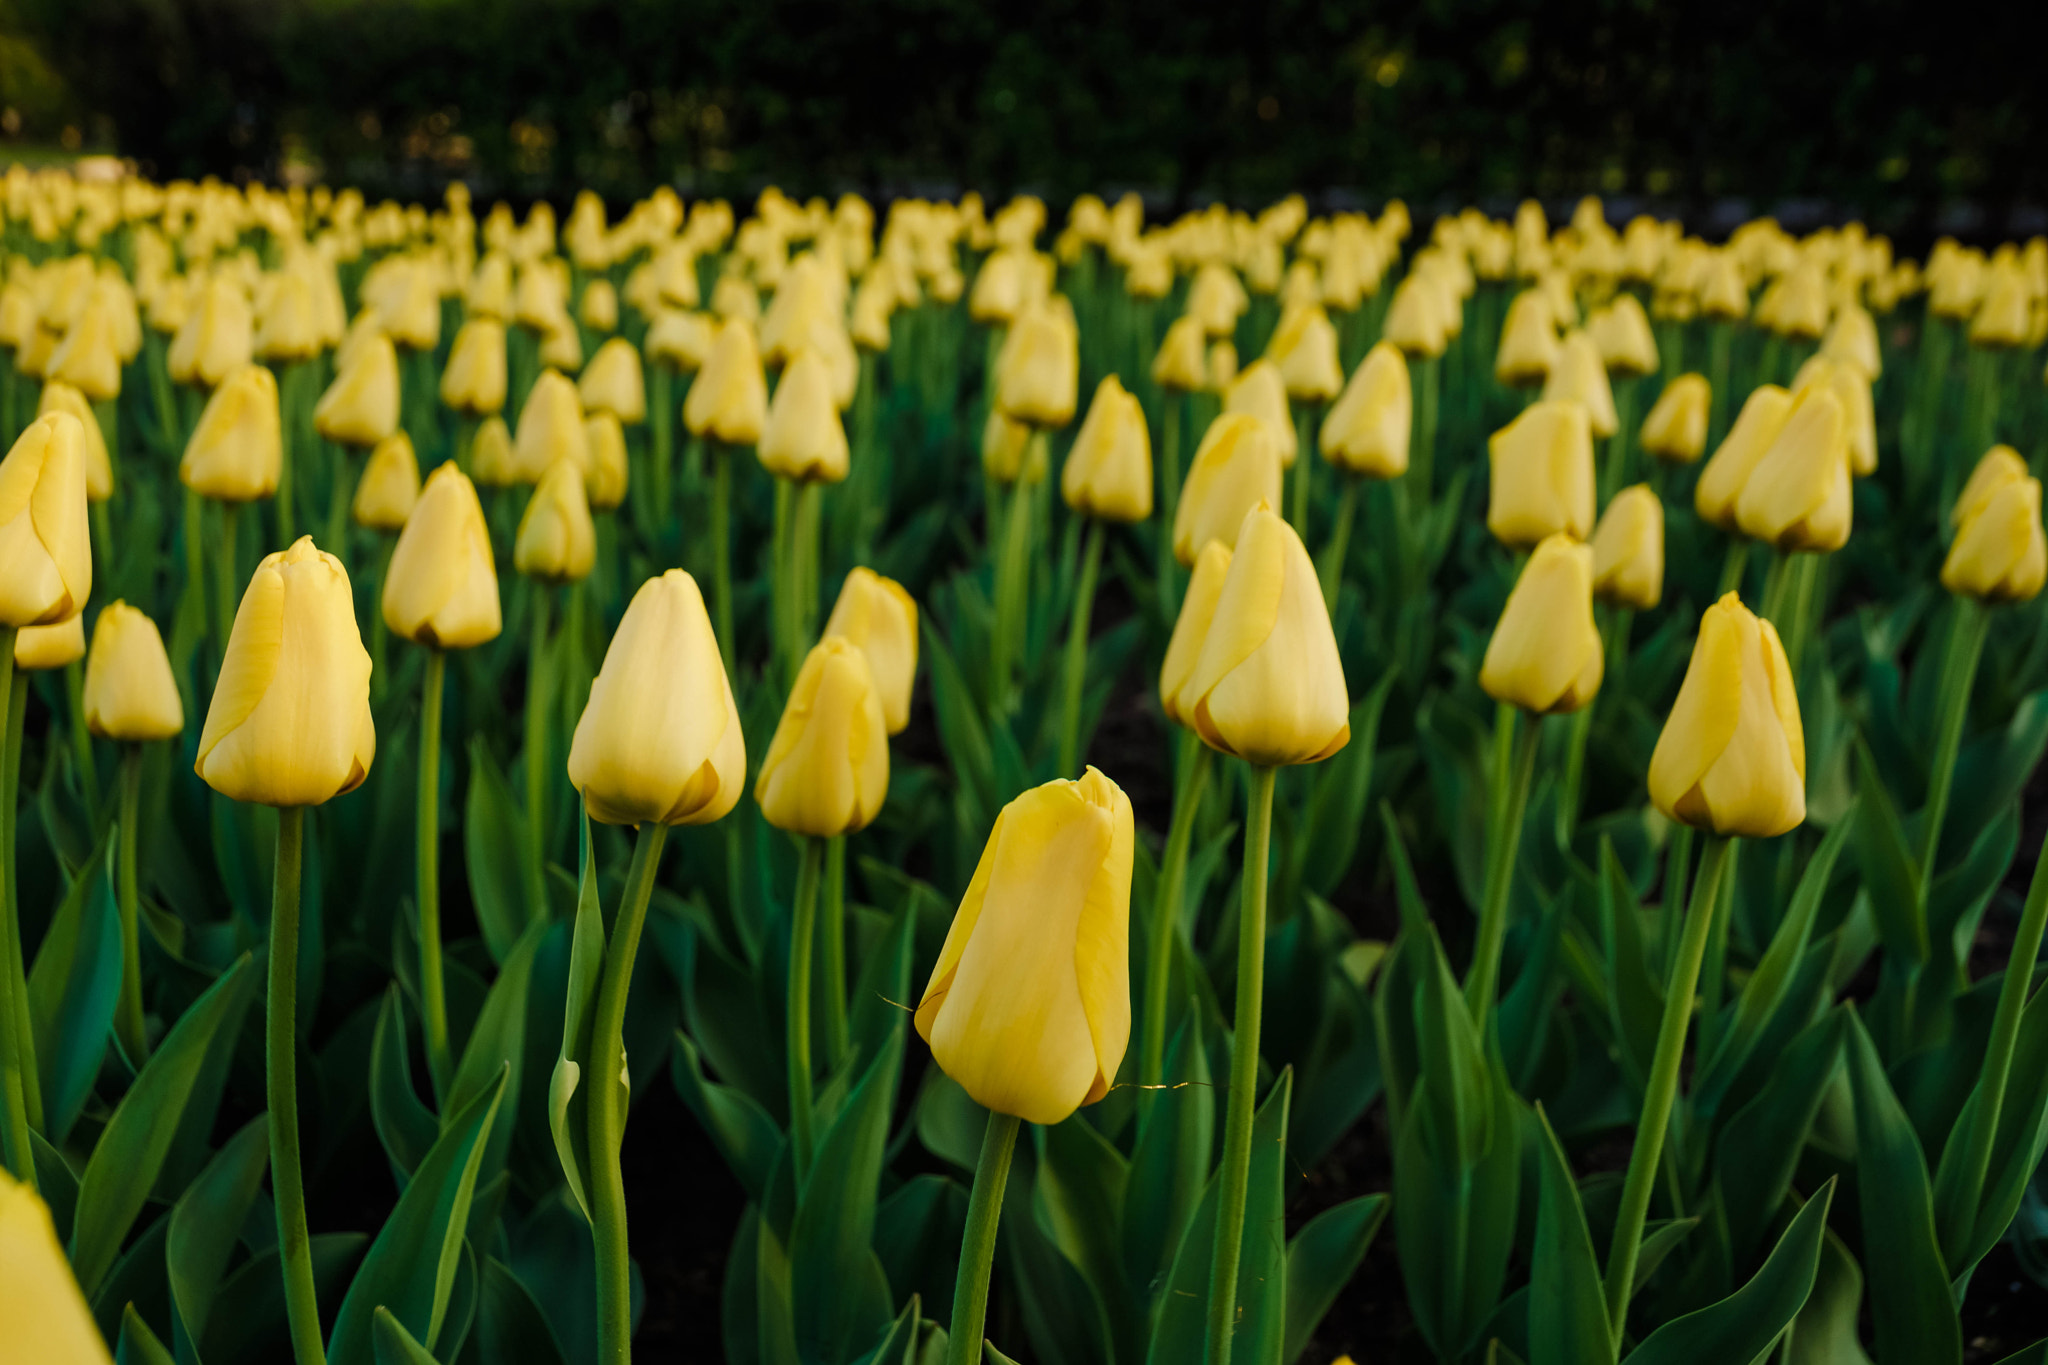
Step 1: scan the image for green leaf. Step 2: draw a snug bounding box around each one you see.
[1990,1343,2048,1365]
[167,1116,271,1358]
[1527,1106,1613,1365]
[69,953,258,1298]
[1853,744,1926,964]
[464,739,529,964]
[327,1067,509,1365]
[373,1307,441,1365]
[549,813,606,1220]
[26,825,121,1145]
[672,1027,784,1201]
[921,620,997,826]
[1598,838,1662,1093]
[914,1067,988,1172]
[1122,1009,1214,1306]
[1713,1010,1849,1262]
[370,985,439,1184]
[473,1257,568,1365]
[445,915,546,1181]
[1781,1230,1874,1365]
[202,1233,368,1365]
[119,1302,177,1365]
[1631,1219,1700,1298]
[1036,1112,1136,1365]
[1296,667,1398,899]
[791,1031,904,1364]
[1283,1194,1389,1364]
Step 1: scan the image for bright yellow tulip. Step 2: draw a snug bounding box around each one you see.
[1062,376,1152,522]
[683,318,768,445]
[579,337,647,424]
[754,635,891,837]
[1944,447,2047,603]
[1320,341,1410,478]
[1639,374,1710,465]
[1696,386,1795,531]
[757,349,849,483]
[84,602,184,741]
[1480,533,1603,713]
[1591,485,1664,610]
[1172,413,1283,565]
[1648,592,1805,838]
[36,382,113,501]
[0,412,92,628]
[383,463,501,649]
[1733,386,1852,552]
[1486,400,1595,548]
[821,566,919,735]
[1159,539,1232,727]
[351,431,420,531]
[0,1167,114,1365]
[313,331,400,448]
[440,318,508,416]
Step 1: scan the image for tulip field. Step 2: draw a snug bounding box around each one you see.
[7,165,2048,1365]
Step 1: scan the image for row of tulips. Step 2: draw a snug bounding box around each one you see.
[3,158,2048,1365]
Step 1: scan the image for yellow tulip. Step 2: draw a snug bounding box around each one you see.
[1944,448,2046,603]
[196,536,375,807]
[1151,314,1210,392]
[647,307,713,371]
[382,462,501,648]
[1159,539,1232,727]
[440,318,508,416]
[1733,386,1852,552]
[1380,272,1451,358]
[850,274,893,352]
[468,415,518,488]
[1588,293,1659,376]
[758,349,850,483]
[1480,533,1603,714]
[1172,413,1284,565]
[1222,360,1296,468]
[1696,385,1795,531]
[1540,330,1619,437]
[1319,341,1410,479]
[1698,251,1750,320]
[1591,485,1664,610]
[1820,303,1881,380]
[0,1167,114,1365]
[1789,355,1877,477]
[255,269,321,363]
[1639,374,1711,465]
[915,766,1134,1125]
[182,364,282,503]
[167,274,254,389]
[84,602,183,741]
[1263,301,1344,401]
[1125,245,1172,299]
[1208,339,1239,391]
[585,412,630,511]
[579,338,646,425]
[821,566,919,735]
[515,457,597,583]
[45,299,122,401]
[982,408,1044,486]
[1486,400,1596,548]
[568,568,745,826]
[0,412,91,629]
[539,319,582,372]
[1174,502,1349,765]
[1494,288,1560,386]
[995,302,1079,428]
[512,369,591,484]
[36,382,113,501]
[1770,266,1830,340]
[1187,262,1247,335]
[15,613,84,670]
[754,636,891,837]
[352,431,420,530]
[1969,270,2032,348]
[969,248,1034,324]
[314,330,400,447]
[580,278,619,333]
[683,318,768,444]
[1648,592,1805,838]
[1061,375,1153,522]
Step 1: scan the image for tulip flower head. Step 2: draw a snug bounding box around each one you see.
[440,317,508,416]
[15,613,84,670]
[1943,446,2047,603]
[1733,385,1852,553]
[1591,484,1665,609]
[45,295,122,400]
[757,348,850,483]
[1151,314,1210,393]
[821,566,919,735]
[1640,373,1711,465]
[1263,301,1344,401]
[580,337,647,424]
[1222,360,1297,468]
[0,411,92,628]
[36,381,113,501]
[1320,341,1411,478]
[182,363,283,503]
[314,330,400,448]
[0,1167,114,1365]
[1789,355,1877,477]
[168,272,254,389]
[515,457,598,584]
[1173,413,1284,565]
[1696,385,1795,531]
[352,431,421,531]
[84,601,184,741]
[1486,400,1596,548]
[1588,293,1659,376]
[683,317,768,444]
[754,635,891,837]
[585,411,630,510]
[513,369,592,484]
[1540,330,1619,437]
[1480,533,1604,714]
[1494,288,1561,386]
[995,301,1079,428]
[384,463,502,648]
[1062,375,1154,523]
[647,308,713,372]
[1648,593,1805,838]
[982,408,1045,487]
[1160,539,1233,727]
[469,415,518,488]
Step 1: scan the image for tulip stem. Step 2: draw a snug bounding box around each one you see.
[648,362,673,527]
[1318,475,1359,614]
[1918,599,1989,913]
[1142,734,1212,1088]
[0,630,34,1189]
[267,805,326,1365]
[418,649,451,1102]
[1058,519,1106,777]
[1290,406,1316,538]
[325,446,353,572]
[114,746,149,1065]
[213,501,240,658]
[1707,325,1732,448]
[773,477,796,687]
[822,834,850,1069]
[1465,702,1542,1031]
[1415,355,1440,503]
[2,666,35,1137]
[525,588,554,924]
[787,835,825,1181]
[990,478,1033,712]
[945,1110,1021,1365]
[65,658,98,816]
[1603,834,1733,1350]
[586,821,669,1365]
[1207,763,1278,1365]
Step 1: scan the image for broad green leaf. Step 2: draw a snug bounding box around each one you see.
[1599,838,1662,1092]
[119,1303,177,1365]
[1035,1112,1136,1365]
[914,1067,988,1172]
[1296,668,1398,899]
[1714,1010,1849,1261]
[1527,1106,1613,1365]
[1631,1219,1700,1298]
[1121,1010,1213,1305]
[1853,745,1926,964]
[26,826,121,1144]
[473,1257,568,1365]
[445,915,546,1181]
[1782,1230,1874,1365]
[168,1116,270,1358]
[464,738,530,964]
[672,1028,784,1200]
[370,985,438,1184]
[791,1031,905,1364]
[1283,1194,1388,1364]
[548,813,606,1220]
[1990,1343,2048,1365]
[850,1295,924,1365]
[921,620,996,825]
[373,1307,440,1365]
[201,1233,368,1365]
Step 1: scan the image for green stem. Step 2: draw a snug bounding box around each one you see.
[1717,539,1751,599]
[711,445,735,678]
[325,446,352,570]
[773,477,796,686]
[1415,355,1440,502]
[586,822,668,1365]
[1142,735,1212,1087]
[787,836,825,1179]
[1602,835,1734,1349]
[796,480,822,646]
[821,835,850,1070]
[525,588,554,924]
[649,363,673,531]
[944,1110,1022,1365]
[213,502,240,659]
[0,630,32,1187]
[990,477,1033,712]
[1289,407,1315,539]
[418,650,450,1101]
[1918,600,1989,911]
[1058,520,1106,776]
[1707,326,1732,448]
[66,658,97,815]
[1206,763,1278,1365]
[1465,703,1542,1030]
[1319,475,1359,614]
[276,361,299,545]
[114,747,148,1064]
[267,806,326,1365]
[368,538,394,702]
[3,667,34,1135]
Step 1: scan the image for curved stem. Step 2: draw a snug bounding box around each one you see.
[1918,599,1988,911]
[945,1110,1022,1365]
[525,589,554,924]
[1142,737,1211,1088]
[1206,764,1278,1365]
[821,835,850,1070]
[787,836,825,1180]
[114,746,148,1065]
[1465,703,1542,1030]
[267,806,325,1365]
[418,650,450,1101]
[0,630,32,1186]
[586,822,669,1365]
[1058,520,1106,777]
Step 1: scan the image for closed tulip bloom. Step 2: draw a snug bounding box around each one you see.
[577,337,646,425]
[1540,330,1619,437]
[0,412,92,627]
[380,259,442,351]
[850,276,893,351]
[1480,534,1604,714]
[758,349,850,483]
[1944,448,2047,603]
[1159,539,1232,726]
[197,536,375,807]
[647,307,713,371]
[1696,386,1796,530]
[1062,375,1153,522]
[1591,485,1664,609]
[168,274,254,388]
[585,412,629,510]
[182,364,282,502]
[683,318,768,444]
[1698,252,1750,320]
[383,463,501,648]
[1589,294,1659,376]
[470,253,515,320]
[580,278,619,332]
[1264,301,1344,401]
[36,381,113,500]
[1789,355,1877,478]
[469,415,518,487]
[1320,341,1410,478]
[996,303,1079,428]
[1640,374,1711,464]
[1380,273,1451,358]
[0,1168,114,1365]
[1175,503,1349,765]
[1494,289,1561,386]
[515,457,597,583]
[255,269,321,362]
[1968,271,2032,348]
[1152,315,1210,392]
[1222,360,1296,468]
[968,248,1032,324]
[539,320,583,373]
[1173,413,1284,564]
[1648,593,1805,838]
[84,602,183,740]
[440,317,507,416]
[1487,400,1596,548]
[45,300,121,400]
[352,431,420,530]
[982,408,1044,486]
[314,331,400,447]
[15,613,84,670]
[821,566,918,735]
[1820,303,1881,380]
[1208,339,1239,391]
[1733,386,1852,552]
[513,369,591,483]
[568,568,745,826]
[915,766,1134,1126]
[754,636,891,837]
[1772,267,1830,340]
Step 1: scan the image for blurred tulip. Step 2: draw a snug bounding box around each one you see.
[14,613,83,670]
[1591,485,1665,609]
[683,318,768,444]
[45,299,121,400]
[469,415,518,487]
[1540,330,1619,437]
[1494,289,1560,386]
[1208,339,1239,391]
[1151,314,1210,392]
[351,431,420,531]
[0,412,91,629]
[0,1167,113,1365]
[1790,355,1877,476]
[1820,303,1881,380]
[1381,273,1451,358]
[585,412,630,510]
[1320,341,1410,478]
[314,331,400,447]
[539,320,583,372]
[1698,252,1750,320]
[754,635,891,837]
[440,317,508,416]
[758,350,850,483]
[256,269,322,363]
[1696,385,1795,531]
[1944,447,2047,603]
[580,278,619,333]
[1648,592,1805,838]
[513,369,591,483]
[1733,386,1852,552]
[168,274,254,388]
[1222,360,1296,468]
[995,303,1079,427]
[982,409,1044,486]
[182,364,282,503]
[36,382,113,501]
[1172,413,1283,564]
[1160,539,1232,727]
[383,462,501,648]
[1480,533,1603,713]
[84,602,183,740]
[1263,301,1343,401]
[579,338,647,424]
[1486,400,1596,548]
[1589,294,1659,376]
[1640,374,1711,465]
[1062,376,1153,522]
[821,566,919,735]
[515,458,597,583]
[646,308,713,371]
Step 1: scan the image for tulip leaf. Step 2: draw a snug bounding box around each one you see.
[119,1302,178,1365]
[1035,1112,1137,1365]
[446,915,545,1180]
[1781,1230,1874,1365]
[373,1306,442,1365]
[914,1066,988,1172]
[1283,1192,1389,1364]
[791,1030,904,1364]
[1598,837,1662,1094]
[464,737,531,964]
[32,1128,79,1245]
[920,619,997,826]
[200,1232,368,1365]
[1122,1008,1214,1303]
[1943,687,2048,867]
[1712,1009,1848,1263]
[672,1026,784,1201]
[1527,1105,1613,1365]
[167,1115,271,1359]
[1853,744,1927,964]
[851,1295,926,1365]
[1622,1178,1833,1365]
[549,813,607,1220]
[69,952,257,1299]
[1991,1343,2048,1365]
[327,1067,508,1365]
[1294,665,1398,901]
[1414,926,1491,1167]
[473,1256,568,1365]
[25,824,121,1146]
[91,1209,172,1345]
[369,983,440,1185]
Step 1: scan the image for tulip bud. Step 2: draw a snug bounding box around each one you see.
[352,431,420,530]
[515,457,597,583]
[382,462,502,648]
[1160,539,1232,727]
[0,412,92,629]
[380,259,443,351]
[1380,273,1451,358]
[1222,360,1296,468]
[256,269,321,363]
[539,319,582,372]
[1320,341,1410,478]
[1539,330,1619,437]
[1698,252,1750,320]
[1061,375,1153,522]
[1591,485,1664,609]
[512,369,591,484]
[36,382,113,501]
[1640,374,1711,465]
[1820,303,1881,380]
[1486,400,1596,548]
[197,536,375,807]
[982,408,1045,487]
[996,302,1079,428]
[1943,447,2047,603]
[440,317,507,416]
[1172,413,1284,565]
[579,337,647,424]
[568,568,745,826]
[1696,385,1796,531]
[46,300,122,401]
[684,318,768,444]
[1480,533,1603,714]
[758,349,850,483]
[1588,294,1659,376]
[0,1167,114,1364]
[647,308,713,372]
[469,415,518,488]
[821,566,918,735]
[15,613,84,670]
[1208,339,1239,391]
[1494,288,1560,386]
[1789,356,1877,478]
[168,274,254,389]
[1733,386,1852,552]
[1648,592,1804,838]
[1151,314,1210,393]
[83,602,183,742]
[915,766,1134,1125]
[585,412,630,511]
[1263,301,1344,401]
[181,364,282,503]
[579,278,619,333]
[314,330,400,447]
[754,636,891,838]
